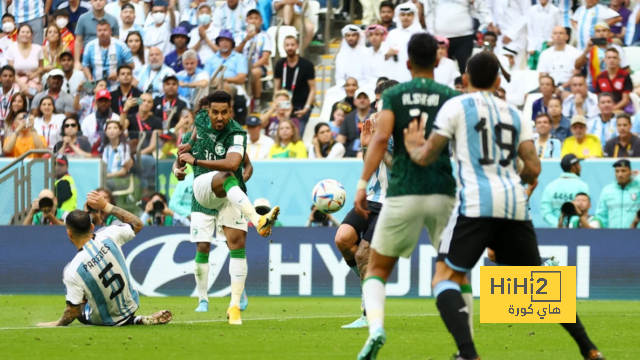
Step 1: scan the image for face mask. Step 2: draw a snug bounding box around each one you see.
[56,18,69,29]
[152,12,166,25]
[2,22,15,33]
[198,14,211,26]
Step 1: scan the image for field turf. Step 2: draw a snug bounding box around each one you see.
[0,296,638,359]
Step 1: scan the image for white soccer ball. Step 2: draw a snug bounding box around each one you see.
[312,179,347,214]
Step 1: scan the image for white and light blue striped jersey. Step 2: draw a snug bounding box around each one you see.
[212,0,256,38]
[82,38,134,91]
[571,5,620,50]
[550,0,571,28]
[434,92,534,220]
[63,224,139,326]
[366,137,394,203]
[13,0,45,23]
[237,31,273,65]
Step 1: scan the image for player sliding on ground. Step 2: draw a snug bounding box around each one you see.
[403,52,605,360]
[37,191,172,327]
[174,91,279,324]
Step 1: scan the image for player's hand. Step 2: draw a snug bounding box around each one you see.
[403,118,428,165]
[360,118,374,148]
[174,165,187,181]
[37,321,59,327]
[525,178,538,199]
[86,190,107,211]
[354,188,370,219]
[178,143,192,155]
[179,152,195,165]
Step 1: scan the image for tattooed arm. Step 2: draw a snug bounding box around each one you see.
[37,302,82,327]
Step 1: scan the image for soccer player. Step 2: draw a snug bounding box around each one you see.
[175,91,280,325]
[403,52,605,360]
[354,33,468,359]
[36,191,172,327]
[334,80,398,329]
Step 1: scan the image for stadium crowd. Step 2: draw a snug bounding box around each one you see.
[1,0,640,229]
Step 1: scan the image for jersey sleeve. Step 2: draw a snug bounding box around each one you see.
[433,98,461,139]
[63,269,85,306]
[227,133,246,155]
[95,223,136,246]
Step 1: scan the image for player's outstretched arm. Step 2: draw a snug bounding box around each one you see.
[404,118,448,167]
[517,140,541,185]
[86,191,144,234]
[37,303,81,327]
[179,152,243,173]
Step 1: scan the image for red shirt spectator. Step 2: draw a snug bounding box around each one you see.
[594,68,632,104]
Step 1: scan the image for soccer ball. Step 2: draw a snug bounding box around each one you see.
[312,179,347,214]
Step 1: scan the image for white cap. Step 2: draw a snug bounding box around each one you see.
[47,69,64,78]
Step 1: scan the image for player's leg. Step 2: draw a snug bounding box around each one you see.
[342,239,371,329]
[220,200,249,325]
[131,311,173,325]
[189,212,217,312]
[492,220,604,359]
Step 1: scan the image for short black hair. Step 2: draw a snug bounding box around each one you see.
[375,79,400,95]
[376,76,389,85]
[149,192,167,204]
[484,31,498,41]
[617,112,632,124]
[575,192,590,199]
[66,210,93,235]
[598,92,615,102]
[407,33,438,70]
[284,35,298,44]
[535,113,551,123]
[0,65,15,76]
[97,19,111,28]
[53,9,69,18]
[207,90,232,107]
[605,47,619,56]
[466,52,500,89]
[314,122,330,135]
[380,1,395,10]
[117,65,132,75]
[454,76,463,85]
[2,14,14,21]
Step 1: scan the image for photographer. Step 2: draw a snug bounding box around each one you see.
[306,205,340,227]
[540,154,590,226]
[23,189,68,225]
[140,192,190,226]
[558,193,604,228]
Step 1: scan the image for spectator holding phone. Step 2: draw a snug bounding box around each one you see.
[23,189,67,225]
[572,1,622,51]
[260,90,299,138]
[74,79,108,121]
[110,65,142,116]
[2,111,46,158]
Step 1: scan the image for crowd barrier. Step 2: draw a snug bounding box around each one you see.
[1,227,638,299]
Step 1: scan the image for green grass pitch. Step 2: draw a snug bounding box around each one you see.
[1,296,638,359]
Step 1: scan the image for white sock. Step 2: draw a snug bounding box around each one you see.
[363,277,385,336]
[229,258,248,308]
[226,186,261,225]
[462,292,474,339]
[195,262,209,302]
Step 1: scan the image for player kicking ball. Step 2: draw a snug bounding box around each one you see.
[175,91,279,325]
[37,191,172,327]
[403,52,604,360]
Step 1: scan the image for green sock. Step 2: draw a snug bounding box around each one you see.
[195,252,209,264]
[223,176,240,193]
[229,248,246,259]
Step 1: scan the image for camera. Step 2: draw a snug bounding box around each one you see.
[152,201,165,225]
[38,197,54,213]
[561,202,578,217]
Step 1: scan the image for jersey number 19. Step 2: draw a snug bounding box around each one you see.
[474,117,517,167]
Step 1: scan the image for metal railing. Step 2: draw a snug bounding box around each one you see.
[0,149,55,225]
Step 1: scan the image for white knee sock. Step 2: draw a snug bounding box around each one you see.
[226,186,261,225]
[363,277,386,336]
[229,257,248,308]
[461,292,474,339]
[195,262,210,302]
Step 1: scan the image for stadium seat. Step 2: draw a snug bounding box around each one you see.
[267,25,299,58]
[630,92,640,113]
[624,46,640,86]
[522,92,543,123]
[306,1,321,34]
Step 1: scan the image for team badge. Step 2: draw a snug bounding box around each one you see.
[191,228,198,236]
[215,143,225,155]
[632,193,637,201]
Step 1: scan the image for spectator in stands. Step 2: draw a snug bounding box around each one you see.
[490,0,528,69]
[609,0,631,43]
[74,79,107,122]
[433,36,460,89]
[572,0,621,51]
[80,89,121,152]
[364,24,389,84]
[562,115,603,158]
[81,20,134,91]
[2,93,29,140]
[338,89,372,158]
[154,75,189,129]
[272,0,314,50]
[625,3,640,46]
[309,122,345,159]
[117,3,146,42]
[143,1,177,55]
[260,90,298,138]
[53,154,77,211]
[23,189,67,225]
[481,31,512,85]
[136,47,176,99]
[141,192,190,226]
[454,76,465,93]
[547,97,571,142]
[236,9,271,112]
[562,74,600,118]
[125,31,146,78]
[594,48,633,113]
[575,22,629,93]
[171,109,195,146]
[6,24,44,96]
[526,0,563,70]
[329,105,347,137]
[596,159,640,228]
[74,0,120,61]
[0,15,17,61]
[540,153,590,226]
[2,111,46,157]
[42,24,71,73]
[335,25,368,86]
[274,36,315,136]
[245,115,274,160]
[32,69,75,117]
[204,30,248,99]
[34,96,66,150]
[604,113,640,157]
[214,0,256,38]
[110,65,142,116]
[176,49,208,106]
[531,76,556,121]
[384,2,423,83]
[534,114,562,159]
[103,118,133,190]
[376,1,396,32]
[558,192,603,228]
[269,119,307,159]
[53,116,91,158]
[187,3,220,63]
[87,187,123,226]
[0,66,20,126]
[166,27,196,73]
[588,93,621,148]
[179,0,205,27]
[59,0,90,34]
[57,52,84,97]
[124,92,162,187]
[12,0,47,45]
[330,77,356,121]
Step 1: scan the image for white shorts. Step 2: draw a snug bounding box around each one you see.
[193,171,227,211]
[371,195,455,258]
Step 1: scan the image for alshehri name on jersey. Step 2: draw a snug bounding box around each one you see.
[366,137,394,203]
[434,91,534,220]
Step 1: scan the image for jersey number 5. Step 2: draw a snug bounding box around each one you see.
[98,262,124,300]
[474,117,517,167]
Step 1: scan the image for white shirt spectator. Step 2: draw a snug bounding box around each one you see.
[364,42,389,84]
[143,10,179,54]
[42,69,86,97]
[335,25,369,86]
[137,63,176,99]
[307,142,346,159]
[526,1,563,53]
[81,112,121,146]
[434,57,460,89]
[187,24,221,63]
[562,92,600,119]
[33,114,66,150]
[385,3,424,83]
[246,133,274,160]
[572,4,620,50]
[537,44,582,85]
[105,1,145,25]
[490,0,530,56]
[213,0,256,39]
[422,0,493,37]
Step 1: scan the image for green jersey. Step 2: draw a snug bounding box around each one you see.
[183,110,248,215]
[381,77,459,197]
